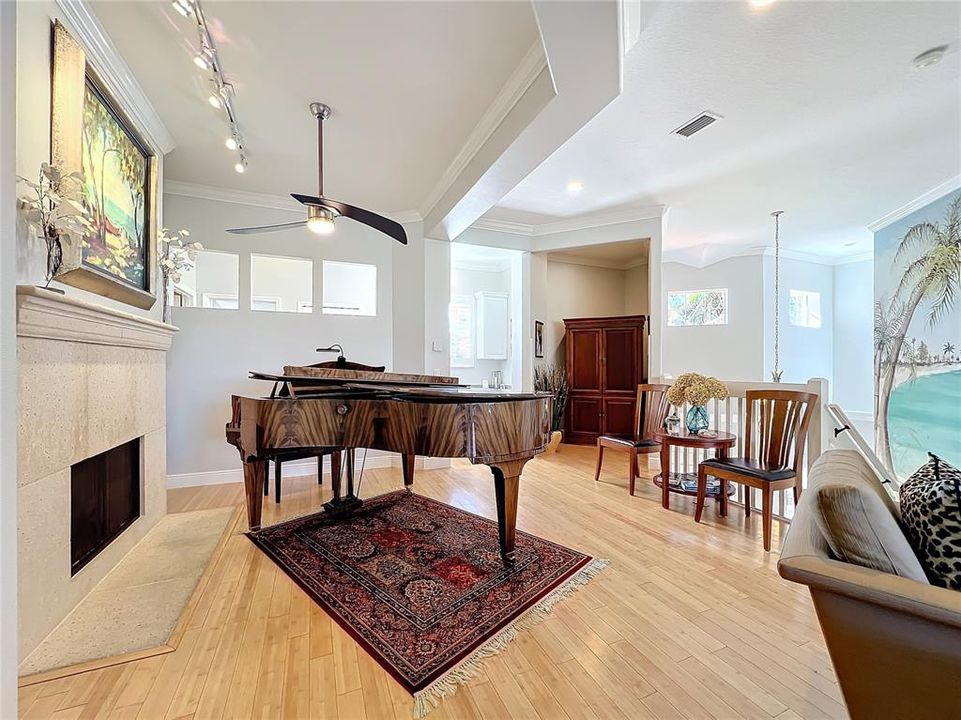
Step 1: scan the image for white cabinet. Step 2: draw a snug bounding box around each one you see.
[475,291,510,360]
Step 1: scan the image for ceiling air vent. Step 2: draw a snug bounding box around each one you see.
[672,111,721,138]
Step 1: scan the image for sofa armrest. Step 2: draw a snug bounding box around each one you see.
[778,553,961,629]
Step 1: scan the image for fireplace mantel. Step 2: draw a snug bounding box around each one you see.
[16,285,176,350]
[16,284,174,669]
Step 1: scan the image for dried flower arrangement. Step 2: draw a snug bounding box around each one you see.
[17,162,93,287]
[667,372,729,407]
[158,228,202,322]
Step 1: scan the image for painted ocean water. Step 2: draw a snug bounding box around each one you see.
[888,369,961,478]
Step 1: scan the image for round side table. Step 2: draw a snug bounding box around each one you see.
[653,429,737,511]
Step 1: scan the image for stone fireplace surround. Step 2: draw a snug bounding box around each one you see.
[16,286,175,670]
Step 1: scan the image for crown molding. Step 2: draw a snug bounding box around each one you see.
[867,174,961,232]
[56,0,175,155]
[545,253,647,271]
[665,242,873,269]
[420,40,548,220]
[471,218,535,236]
[473,205,665,238]
[164,180,422,224]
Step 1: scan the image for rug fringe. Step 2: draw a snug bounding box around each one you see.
[411,557,610,719]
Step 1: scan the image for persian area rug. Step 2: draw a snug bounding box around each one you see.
[248,490,607,716]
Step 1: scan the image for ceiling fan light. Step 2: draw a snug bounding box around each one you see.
[307,216,335,235]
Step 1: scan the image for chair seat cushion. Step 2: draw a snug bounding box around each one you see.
[700,457,796,482]
[599,434,659,448]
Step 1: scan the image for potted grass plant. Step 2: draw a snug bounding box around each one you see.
[534,364,569,453]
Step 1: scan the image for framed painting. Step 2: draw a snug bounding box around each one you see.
[534,320,544,358]
[51,21,158,309]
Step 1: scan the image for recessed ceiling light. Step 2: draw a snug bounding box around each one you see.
[912,45,948,70]
[749,0,777,8]
[566,180,584,194]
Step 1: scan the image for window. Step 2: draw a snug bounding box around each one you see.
[667,288,728,326]
[174,250,239,310]
[322,261,376,316]
[789,289,821,328]
[449,297,474,368]
[250,254,313,313]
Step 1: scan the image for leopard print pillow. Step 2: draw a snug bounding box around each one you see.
[899,454,961,590]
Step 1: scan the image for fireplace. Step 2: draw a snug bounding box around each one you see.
[71,437,142,575]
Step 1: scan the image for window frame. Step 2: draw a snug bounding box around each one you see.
[449,295,475,368]
[666,288,729,327]
[788,289,822,329]
[321,260,378,317]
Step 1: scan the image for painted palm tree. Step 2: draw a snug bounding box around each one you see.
[873,297,902,418]
[944,341,957,362]
[876,194,961,472]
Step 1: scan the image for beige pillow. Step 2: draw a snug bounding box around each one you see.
[814,483,929,583]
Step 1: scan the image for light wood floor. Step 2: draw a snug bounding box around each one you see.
[18,445,847,720]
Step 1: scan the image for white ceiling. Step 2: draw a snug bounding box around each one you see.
[486,1,961,262]
[91,1,538,214]
[546,238,649,268]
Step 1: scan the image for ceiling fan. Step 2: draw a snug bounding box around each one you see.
[226,102,407,244]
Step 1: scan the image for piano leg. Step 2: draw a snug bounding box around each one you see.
[324,449,362,515]
[489,459,529,567]
[242,459,266,531]
[402,453,415,488]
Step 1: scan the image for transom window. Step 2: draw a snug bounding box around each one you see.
[250,254,313,313]
[667,288,728,326]
[789,289,821,328]
[322,261,377,316]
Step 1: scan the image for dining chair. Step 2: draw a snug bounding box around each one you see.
[595,383,671,495]
[695,389,818,551]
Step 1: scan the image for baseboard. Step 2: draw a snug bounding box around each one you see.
[167,452,451,489]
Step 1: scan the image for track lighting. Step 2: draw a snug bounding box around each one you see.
[178,0,249,174]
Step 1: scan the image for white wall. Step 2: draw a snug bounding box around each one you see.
[1,1,18,711]
[424,239,451,377]
[763,256,835,386]
[624,263,649,314]
[661,256,766,381]
[544,260,628,366]
[832,258,874,413]
[163,193,413,477]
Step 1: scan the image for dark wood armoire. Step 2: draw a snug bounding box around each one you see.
[563,315,648,445]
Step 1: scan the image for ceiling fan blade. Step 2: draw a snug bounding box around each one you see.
[291,194,408,245]
[226,221,308,235]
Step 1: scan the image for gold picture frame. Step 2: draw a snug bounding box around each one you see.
[51,20,158,310]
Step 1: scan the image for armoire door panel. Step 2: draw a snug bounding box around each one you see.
[603,327,638,392]
[603,398,636,435]
[570,330,601,391]
[569,396,602,435]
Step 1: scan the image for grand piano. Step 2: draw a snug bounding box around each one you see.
[226,365,551,565]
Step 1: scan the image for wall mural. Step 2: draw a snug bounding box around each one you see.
[874,189,961,478]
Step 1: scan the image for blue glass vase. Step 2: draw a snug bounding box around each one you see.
[686,405,709,434]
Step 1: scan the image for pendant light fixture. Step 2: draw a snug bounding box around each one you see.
[770,210,784,383]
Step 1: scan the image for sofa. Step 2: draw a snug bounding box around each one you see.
[778,450,961,720]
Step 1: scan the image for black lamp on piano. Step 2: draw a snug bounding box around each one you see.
[312,344,385,372]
